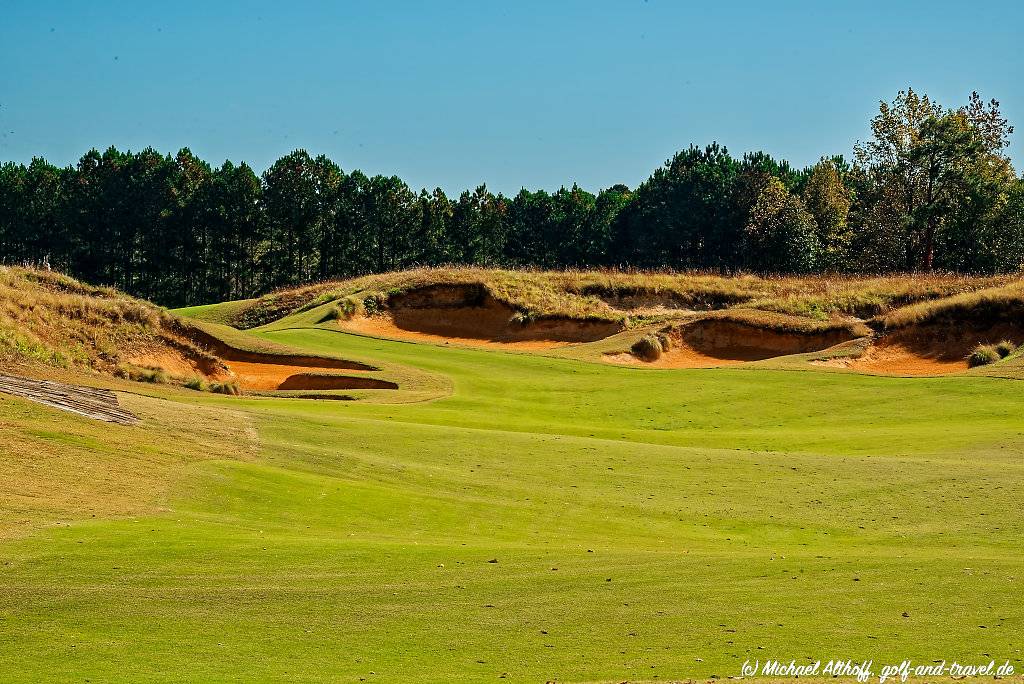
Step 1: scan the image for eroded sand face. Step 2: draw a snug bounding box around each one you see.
[820,343,968,376]
[341,315,574,350]
[604,319,862,369]
[133,344,388,392]
[126,347,232,381]
[604,346,748,369]
[339,284,622,350]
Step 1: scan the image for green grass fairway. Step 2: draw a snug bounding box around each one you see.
[2,325,1023,682]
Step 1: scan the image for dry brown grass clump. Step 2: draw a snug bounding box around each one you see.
[968,344,1002,367]
[630,335,664,361]
[966,340,1018,368]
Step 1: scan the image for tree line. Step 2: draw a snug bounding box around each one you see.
[1,89,1022,307]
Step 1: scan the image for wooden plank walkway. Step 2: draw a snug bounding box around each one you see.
[0,374,138,425]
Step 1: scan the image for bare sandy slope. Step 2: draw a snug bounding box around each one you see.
[821,343,968,375]
[340,315,573,350]
[604,345,749,369]
[127,347,233,382]
[336,284,623,350]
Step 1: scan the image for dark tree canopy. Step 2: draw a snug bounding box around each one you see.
[0,90,1020,307]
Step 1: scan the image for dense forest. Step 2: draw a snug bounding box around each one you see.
[2,89,1022,307]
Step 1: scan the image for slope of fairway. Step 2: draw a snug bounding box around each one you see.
[2,322,1023,682]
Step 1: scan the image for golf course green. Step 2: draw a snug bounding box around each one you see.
[2,321,1022,683]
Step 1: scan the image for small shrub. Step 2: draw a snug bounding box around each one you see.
[184,377,206,391]
[362,295,380,316]
[631,335,663,362]
[120,365,168,383]
[339,296,360,319]
[967,344,1000,368]
[995,340,1017,358]
[656,333,672,351]
[210,381,240,396]
[510,310,537,325]
[141,368,167,384]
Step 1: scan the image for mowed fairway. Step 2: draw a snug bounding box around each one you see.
[2,326,1023,682]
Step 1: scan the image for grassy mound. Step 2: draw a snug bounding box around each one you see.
[180,267,1018,330]
[0,266,226,381]
[684,309,871,337]
[968,344,1002,367]
[861,283,1024,373]
[183,317,378,370]
[881,282,1024,329]
[0,268,403,396]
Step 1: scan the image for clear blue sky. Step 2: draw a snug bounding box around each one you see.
[2,0,1021,194]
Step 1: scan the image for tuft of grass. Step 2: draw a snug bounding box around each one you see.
[362,295,381,316]
[630,334,663,361]
[209,380,241,396]
[967,344,1001,367]
[339,296,361,319]
[120,366,168,384]
[679,308,871,338]
[184,377,207,392]
[994,340,1017,358]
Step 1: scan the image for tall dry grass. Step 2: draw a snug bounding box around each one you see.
[0,266,194,373]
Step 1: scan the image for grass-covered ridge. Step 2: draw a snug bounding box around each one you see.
[881,281,1024,329]
[0,266,221,378]
[673,308,872,337]
[183,266,1020,329]
[0,267,447,403]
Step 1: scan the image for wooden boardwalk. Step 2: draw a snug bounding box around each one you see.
[0,374,138,425]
